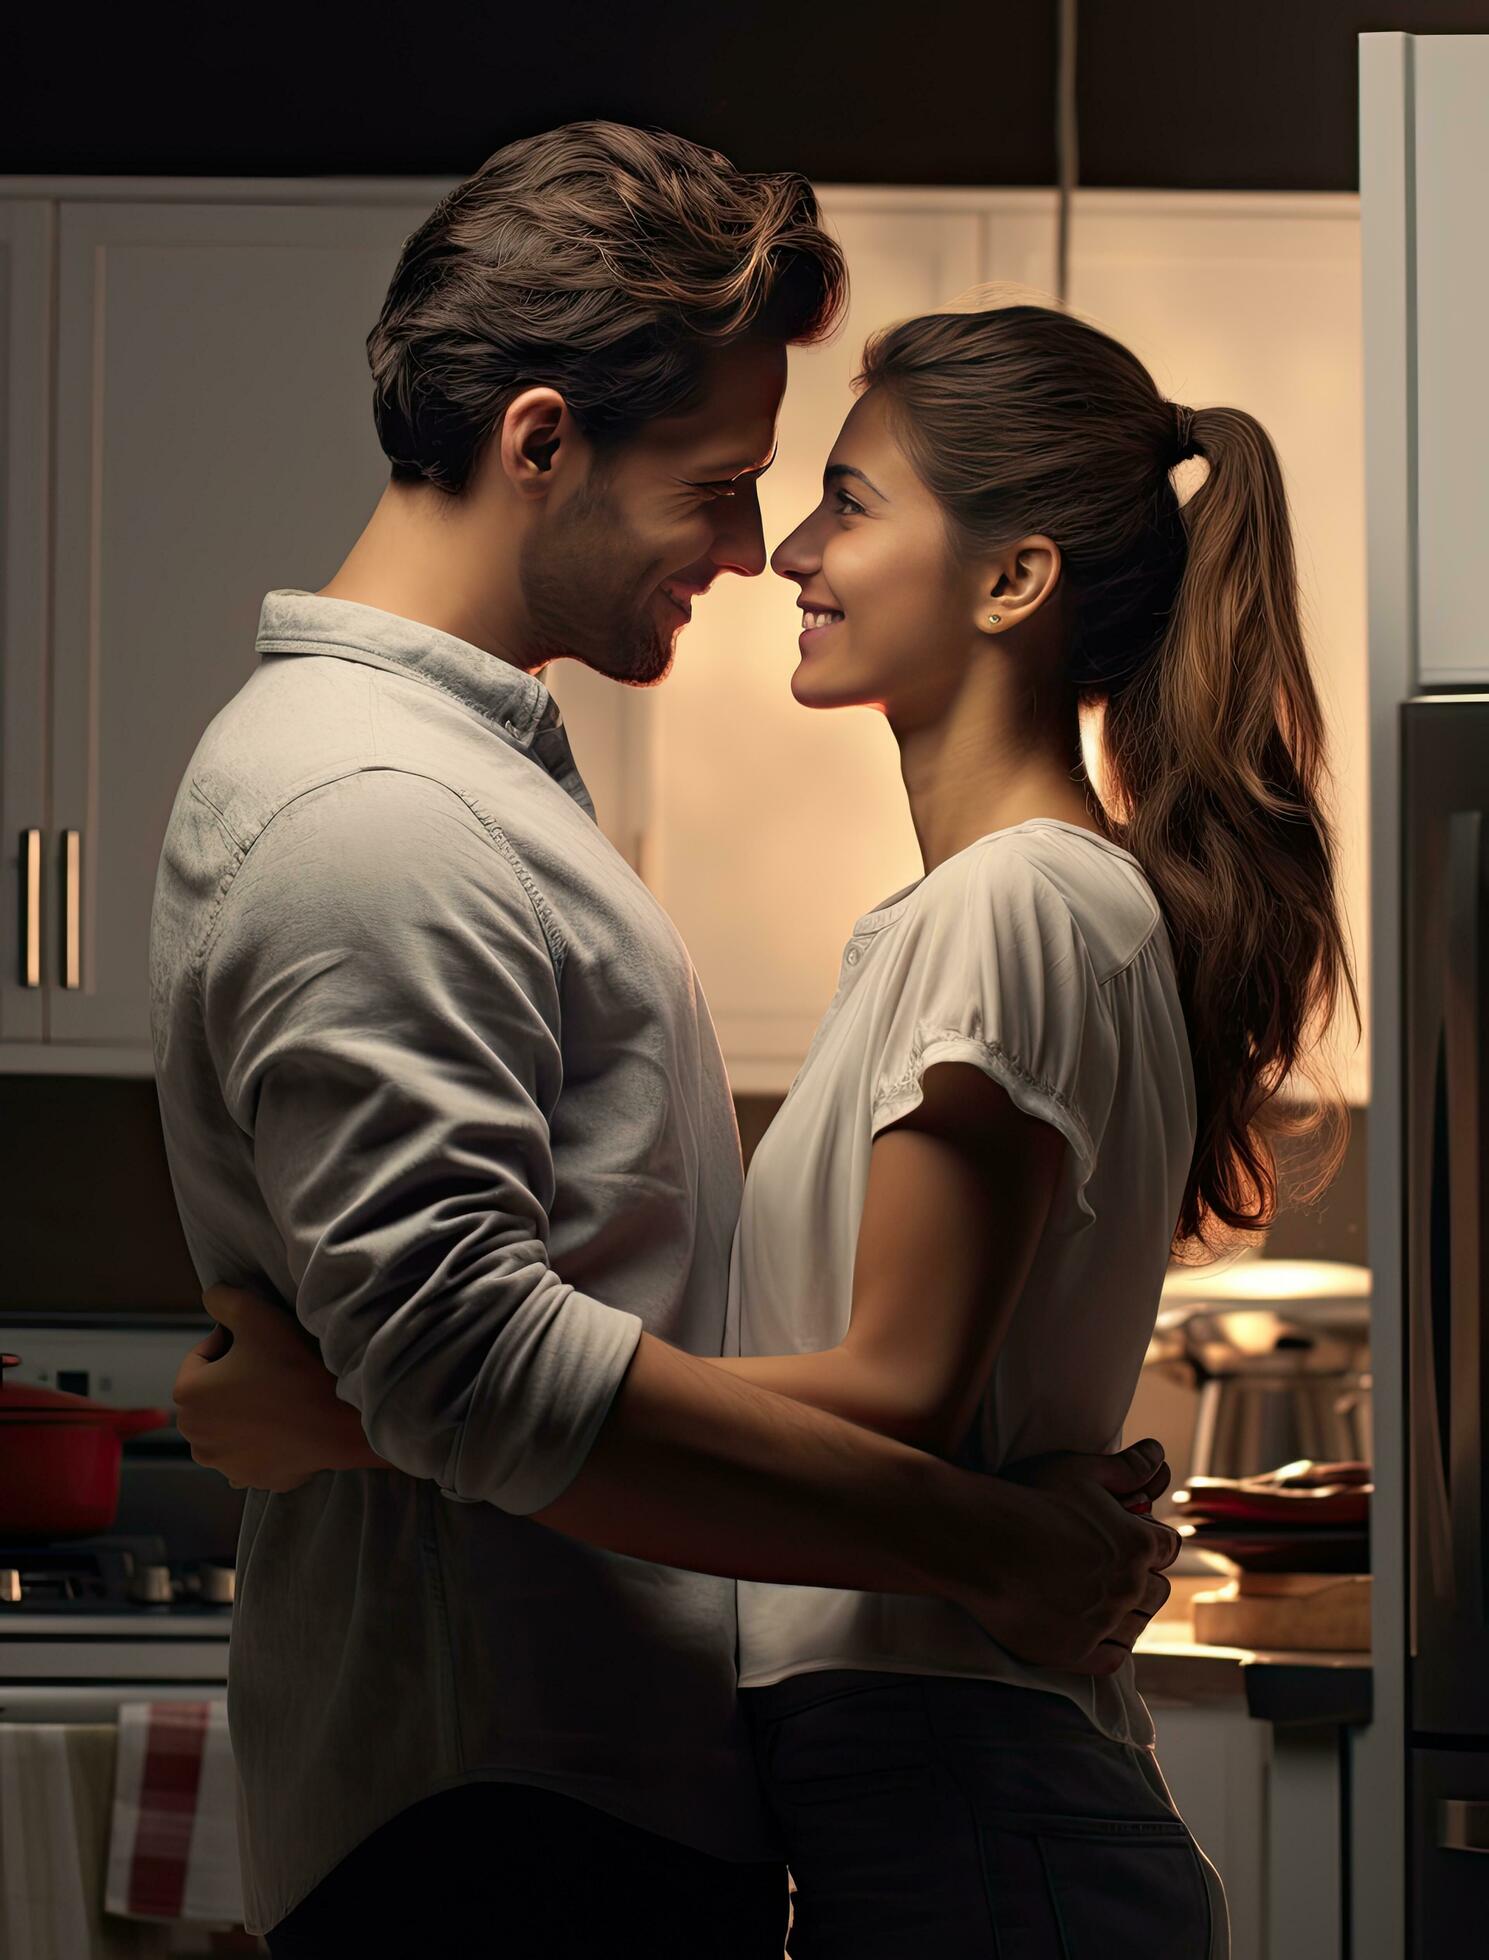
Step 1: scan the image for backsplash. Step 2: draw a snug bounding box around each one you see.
[0,1076,202,1312]
[0,1075,1367,1315]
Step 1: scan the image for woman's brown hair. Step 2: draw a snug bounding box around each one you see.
[857,302,1360,1256]
[367,120,848,493]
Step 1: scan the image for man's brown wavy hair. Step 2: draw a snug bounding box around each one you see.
[367,121,848,493]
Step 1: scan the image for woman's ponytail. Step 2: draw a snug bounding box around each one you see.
[857,304,1360,1256]
[1099,406,1360,1251]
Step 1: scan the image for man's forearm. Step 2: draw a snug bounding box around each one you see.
[531,1330,997,1608]
[703,1348,937,1450]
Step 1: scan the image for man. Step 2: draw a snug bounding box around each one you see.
[153,120,1176,1956]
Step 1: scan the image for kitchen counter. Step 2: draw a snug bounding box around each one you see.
[1134,1621,1372,1724]
[1134,1578,1372,1726]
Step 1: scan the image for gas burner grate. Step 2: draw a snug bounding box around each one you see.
[0,1534,233,1612]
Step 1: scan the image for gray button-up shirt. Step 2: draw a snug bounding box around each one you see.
[150,591,776,1935]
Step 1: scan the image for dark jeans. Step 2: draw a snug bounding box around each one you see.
[745,1671,1223,1960]
[263,1779,789,1959]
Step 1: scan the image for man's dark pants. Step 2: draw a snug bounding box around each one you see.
[263,1779,789,1958]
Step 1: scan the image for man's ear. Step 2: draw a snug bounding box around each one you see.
[497,387,578,501]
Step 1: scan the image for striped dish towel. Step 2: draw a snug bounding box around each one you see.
[0,1723,97,1959]
[105,1701,244,1923]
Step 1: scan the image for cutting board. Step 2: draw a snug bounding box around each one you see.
[1191,1572,1372,1651]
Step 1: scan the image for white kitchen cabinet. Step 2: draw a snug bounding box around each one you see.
[46,198,444,1056]
[0,181,1374,1099]
[0,201,52,1047]
[646,188,1370,1099]
[645,191,991,1092]
[1147,1698,1268,1960]
[0,189,453,1070]
[1143,1670,1365,1960]
[1066,191,1369,1107]
[1411,38,1489,689]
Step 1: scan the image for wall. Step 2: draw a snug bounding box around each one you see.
[9,3,1489,189]
[0,1076,202,1311]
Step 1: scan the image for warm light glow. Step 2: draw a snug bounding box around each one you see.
[1076,698,1112,812]
[1161,1257,1370,1304]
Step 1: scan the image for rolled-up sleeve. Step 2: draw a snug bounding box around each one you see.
[198,767,644,1515]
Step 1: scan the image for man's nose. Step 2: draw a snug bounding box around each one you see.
[713,497,769,579]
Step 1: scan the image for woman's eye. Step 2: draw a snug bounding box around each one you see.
[832,490,865,517]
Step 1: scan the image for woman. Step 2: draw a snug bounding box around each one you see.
[191,301,1356,1958]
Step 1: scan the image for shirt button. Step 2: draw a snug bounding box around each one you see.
[845,945,862,966]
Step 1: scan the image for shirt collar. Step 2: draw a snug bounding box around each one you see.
[254,589,559,750]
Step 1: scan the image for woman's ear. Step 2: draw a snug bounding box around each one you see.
[977,535,1063,637]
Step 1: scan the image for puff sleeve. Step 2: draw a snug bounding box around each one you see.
[867,843,1118,1235]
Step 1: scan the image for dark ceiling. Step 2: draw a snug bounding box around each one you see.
[8,1,1489,188]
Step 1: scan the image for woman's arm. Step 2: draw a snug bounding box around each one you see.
[705,1060,1065,1454]
[179,1058,1064,1480]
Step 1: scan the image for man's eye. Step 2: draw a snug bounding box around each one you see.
[696,483,738,500]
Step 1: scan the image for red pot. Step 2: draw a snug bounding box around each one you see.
[0,1352,173,1541]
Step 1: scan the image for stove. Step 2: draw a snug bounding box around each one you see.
[0,1315,241,1721]
[0,1536,236,1613]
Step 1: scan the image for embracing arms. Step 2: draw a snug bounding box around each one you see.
[174,770,1174,1670]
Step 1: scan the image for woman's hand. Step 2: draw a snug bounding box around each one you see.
[173,1285,384,1491]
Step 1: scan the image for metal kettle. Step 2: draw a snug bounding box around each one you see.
[1144,1258,1372,1481]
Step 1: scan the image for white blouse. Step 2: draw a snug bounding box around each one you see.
[726,819,1198,1745]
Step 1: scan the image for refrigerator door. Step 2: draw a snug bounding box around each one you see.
[1410,1747,1489,1954]
[1403,697,1489,1737]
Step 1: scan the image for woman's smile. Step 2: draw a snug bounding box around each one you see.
[798,607,844,648]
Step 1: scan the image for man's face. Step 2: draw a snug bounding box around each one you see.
[520,339,786,685]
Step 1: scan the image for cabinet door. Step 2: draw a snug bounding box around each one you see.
[1414,37,1489,688]
[1144,1700,1268,1960]
[649,196,984,1092]
[0,201,52,1044]
[1067,191,1369,1107]
[47,199,438,1052]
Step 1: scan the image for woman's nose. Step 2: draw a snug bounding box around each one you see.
[770,522,816,581]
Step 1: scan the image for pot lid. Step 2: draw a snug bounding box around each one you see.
[0,1352,172,1433]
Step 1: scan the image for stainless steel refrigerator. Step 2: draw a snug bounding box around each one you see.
[1403,694,1489,1950]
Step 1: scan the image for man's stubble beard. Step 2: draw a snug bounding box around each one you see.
[519,483,676,688]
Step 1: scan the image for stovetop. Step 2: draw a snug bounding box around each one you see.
[0,1534,234,1618]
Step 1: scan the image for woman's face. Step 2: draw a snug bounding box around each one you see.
[771,386,983,722]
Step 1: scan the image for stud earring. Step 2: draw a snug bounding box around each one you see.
[987,614,1001,626]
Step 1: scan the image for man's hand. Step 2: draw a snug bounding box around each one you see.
[949,1438,1181,1674]
[173,1286,377,1492]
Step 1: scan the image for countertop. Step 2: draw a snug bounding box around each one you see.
[1132,1576,1372,1726]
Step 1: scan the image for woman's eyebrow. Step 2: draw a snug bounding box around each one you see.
[824,462,890,501]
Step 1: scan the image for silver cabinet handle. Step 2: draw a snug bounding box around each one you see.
[1444,811,1486,1623]
[19,828,41,987]
[62,828,81,990]
[1438,1799,1489,1854]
